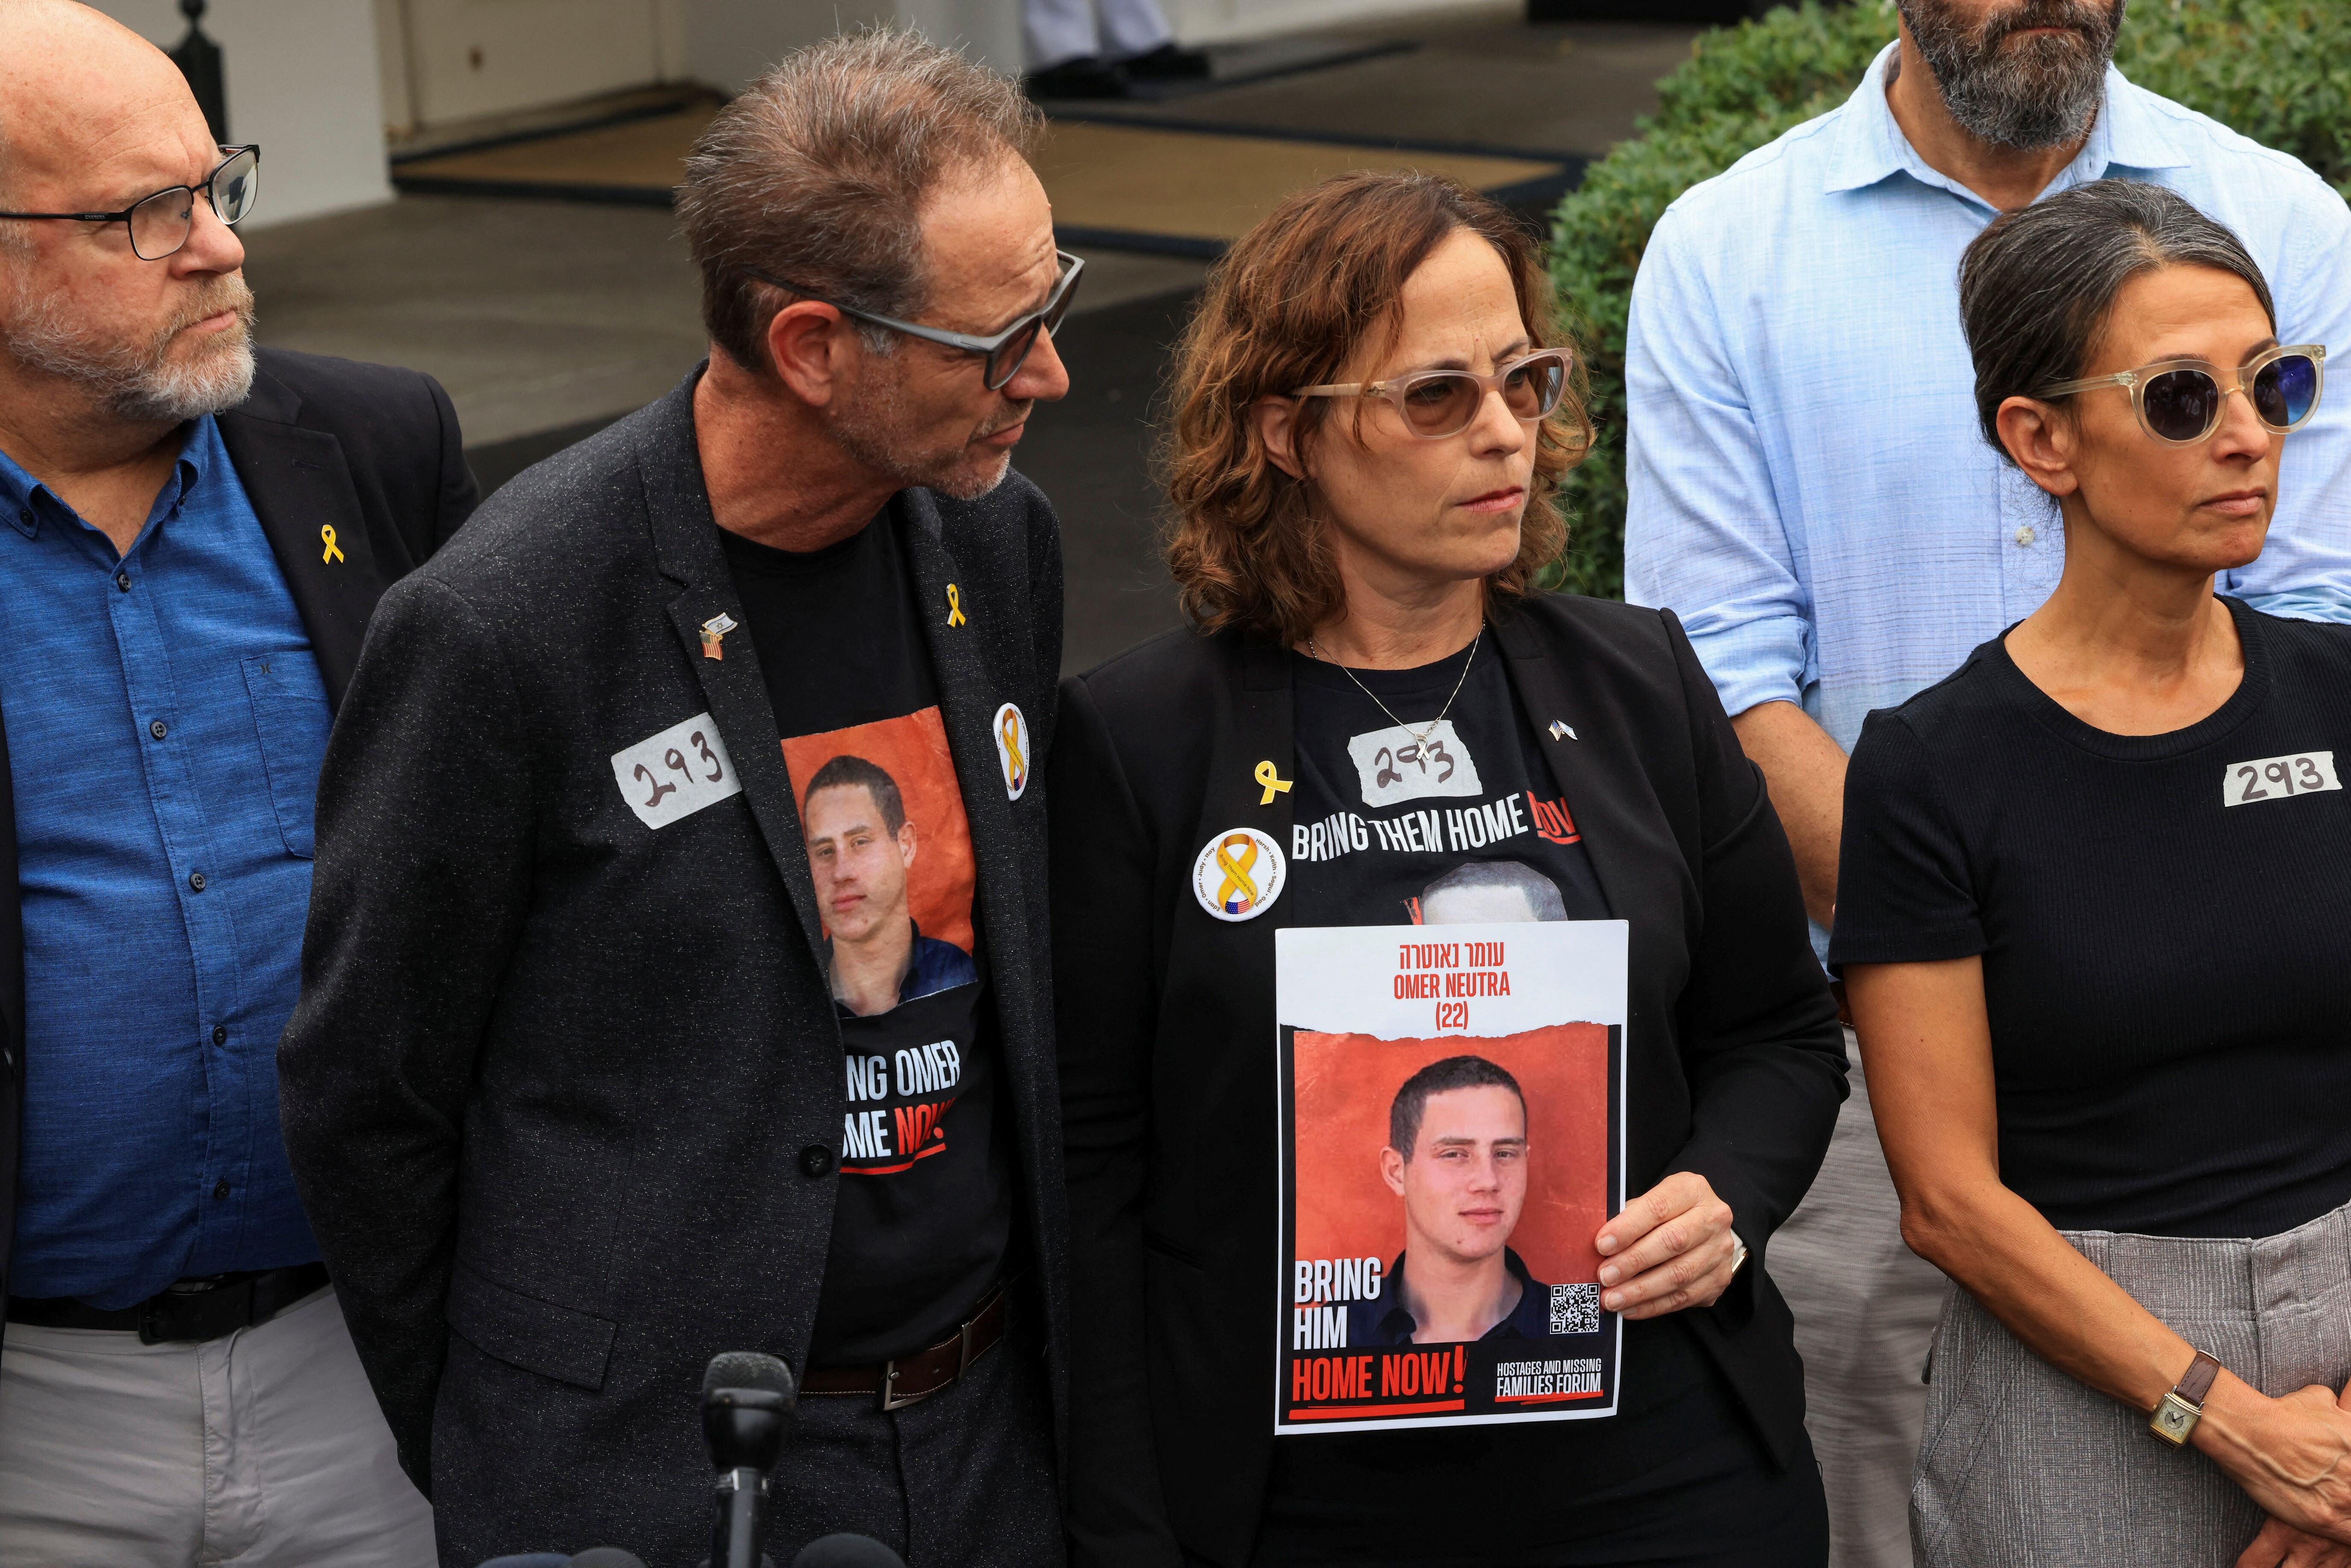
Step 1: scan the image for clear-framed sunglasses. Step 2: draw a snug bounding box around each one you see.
[742,251,1085,392]
[1293,348,1573,439]
[2044,343,2326,445]
[0,145,260,262]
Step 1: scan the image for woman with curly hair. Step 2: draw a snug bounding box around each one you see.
[1047,169,1845,1567]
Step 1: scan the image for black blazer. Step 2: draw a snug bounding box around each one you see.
[0,348,472,1305]
[1048,596,1847,1567]
[276,373,1070,1568]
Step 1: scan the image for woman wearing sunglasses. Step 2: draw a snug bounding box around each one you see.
[1832,178,2351,1568]
[1049,170,1846,1565]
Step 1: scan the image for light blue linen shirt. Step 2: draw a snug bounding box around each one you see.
[1624,45,2351,753]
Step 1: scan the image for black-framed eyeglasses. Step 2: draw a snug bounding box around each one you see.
[743,250,1084,392]
[0,145,261,262]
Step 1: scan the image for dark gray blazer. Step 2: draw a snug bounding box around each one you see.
[277,372,1068,1568]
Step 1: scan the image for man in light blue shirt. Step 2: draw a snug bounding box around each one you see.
[1623,3,2351,1563]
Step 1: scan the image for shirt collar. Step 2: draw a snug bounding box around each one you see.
[0,416,215,542]
[1824,42,2186,203]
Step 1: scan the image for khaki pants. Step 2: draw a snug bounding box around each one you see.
[0,1285,435,1568]
[1768,1028,1949,1568]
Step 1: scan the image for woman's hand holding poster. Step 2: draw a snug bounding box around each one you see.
[1274,920,1626,1434]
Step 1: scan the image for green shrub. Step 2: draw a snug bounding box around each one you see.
[1544,0,2351,599]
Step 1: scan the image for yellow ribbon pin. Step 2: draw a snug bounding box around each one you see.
[1001,709,1027,790]
[945,584,967,626]
[1254,760,1292,806]
[1214,832,1261,914]
[320,524,344,565]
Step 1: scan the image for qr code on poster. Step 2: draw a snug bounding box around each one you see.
[1548,1282,1600,1335]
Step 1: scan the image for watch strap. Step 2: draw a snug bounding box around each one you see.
[2175,1350,2222,1408]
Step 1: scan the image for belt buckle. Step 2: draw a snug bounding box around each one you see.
[879,1356,928,1413]
[878,1305,985,1412]
[138,1276,254,1346]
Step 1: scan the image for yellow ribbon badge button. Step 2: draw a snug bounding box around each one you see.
[993,702,1030,801]
[320,524,344,565]
[946,584,967,626]
[1191,826,1286,923]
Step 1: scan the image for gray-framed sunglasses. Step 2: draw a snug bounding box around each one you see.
[743,251,1084,392]
[1293,348,1573,439]
[2044,342,2326,445]
[0,145,260,262]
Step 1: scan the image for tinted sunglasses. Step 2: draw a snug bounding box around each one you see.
[1293,348,1573,439]
[742,251,1084,392]
[2044,343,2326,445]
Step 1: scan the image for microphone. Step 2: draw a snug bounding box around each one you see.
[791,1536,906,1568]
[703,1350,797,1568]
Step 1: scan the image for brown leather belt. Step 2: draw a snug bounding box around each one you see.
[6,1261,330,1345]
[802,1284,1008,1411]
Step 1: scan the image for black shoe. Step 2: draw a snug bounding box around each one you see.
[1119,43,1213,81]
[1023,57,1128,100]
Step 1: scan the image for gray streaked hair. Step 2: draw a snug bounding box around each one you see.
[675,27,1042,374]
[1958,177,2276,459]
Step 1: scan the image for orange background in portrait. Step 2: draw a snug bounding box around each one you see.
[781,707,976,953]
[1292,1023,1610,1289]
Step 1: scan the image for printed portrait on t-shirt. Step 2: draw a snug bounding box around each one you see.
[781,707,984,1185]
[784,707,977,1018]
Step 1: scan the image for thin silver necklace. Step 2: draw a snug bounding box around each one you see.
[1306,625,1483,749]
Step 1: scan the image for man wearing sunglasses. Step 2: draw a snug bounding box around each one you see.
[1622,1,2351,1564]
[0,3,473,1565]
[279,27,1072,1568]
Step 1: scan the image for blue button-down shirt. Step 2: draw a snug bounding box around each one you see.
[1625,47,2351,754]
[0,416,329,1308]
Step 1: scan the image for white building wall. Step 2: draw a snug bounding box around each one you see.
[88,1,394,227]
[686,0,1020,91]
[1162,0,1494,45]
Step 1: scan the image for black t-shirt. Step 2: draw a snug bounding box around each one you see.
[1263,637,1724,1556]
[721,507,1014,1363]
[1831,598,2351,1239]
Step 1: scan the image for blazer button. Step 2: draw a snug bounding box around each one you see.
[799,1145,836,1179]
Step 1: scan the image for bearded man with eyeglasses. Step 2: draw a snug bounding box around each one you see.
[0,4,471,1564]
[277,26,1075,1568]
[1624,2,2351,1565]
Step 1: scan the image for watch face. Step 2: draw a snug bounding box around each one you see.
[2151,1397,2199,1444]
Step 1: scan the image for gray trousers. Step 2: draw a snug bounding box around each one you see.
[1768,1028,1948,1568]
[0,1286,434,1568]
[1913,1200,2351,1567]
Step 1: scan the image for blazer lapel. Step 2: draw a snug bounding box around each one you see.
[634,389,831,963]
[896,499,1040,1014]
[217,373,381,710]
[1492,609,1690,931]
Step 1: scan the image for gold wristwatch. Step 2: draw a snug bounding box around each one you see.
[2149,1350,2223,1445]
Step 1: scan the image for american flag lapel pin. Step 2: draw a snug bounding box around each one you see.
[700,612,737,661]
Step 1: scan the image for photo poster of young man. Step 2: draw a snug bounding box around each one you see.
[782,707,980,1177]
[1273,915,1626,1435]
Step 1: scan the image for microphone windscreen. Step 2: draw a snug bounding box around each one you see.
[702,1350,795,1400]
[791,1534,906,1568]
[564,1552,648,1568]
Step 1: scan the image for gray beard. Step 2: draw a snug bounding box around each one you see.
[3,276,258,424]
[1899,0,2123,151]
[827,356,1016,503]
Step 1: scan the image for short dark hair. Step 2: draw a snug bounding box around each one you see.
[1388,1055,1526,1160]
[674,26,1042,376]
[804,754,905,834]
[1959,177,2277,459]
[1420,859,1567,922]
